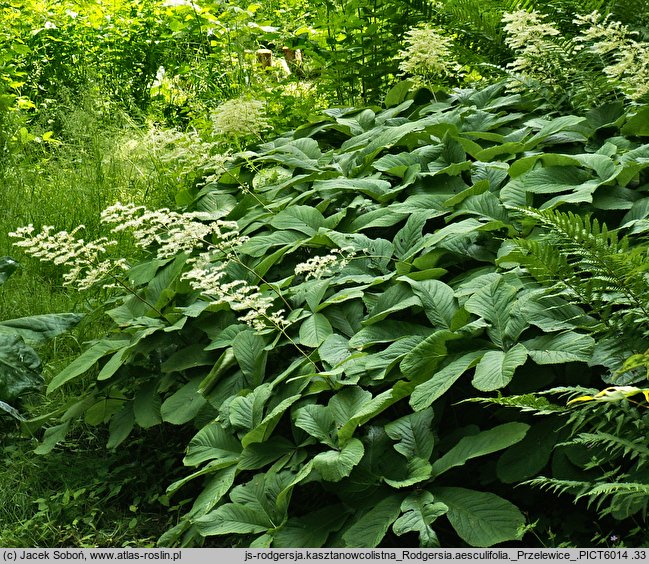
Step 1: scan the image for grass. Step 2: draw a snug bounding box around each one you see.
[0,91,201,547]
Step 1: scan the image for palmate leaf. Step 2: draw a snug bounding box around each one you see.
[197,471,297,536]
[183,422,242,467]
[384,407,435,460]
[195,504,274,536]
[401,278,457,329]
[497,419,565,483]
[299,313,333,347]
[464,275,524,348]
[273,505,347,548]
[294,403,337,447]
[365,283,421,325]
[524,332,595,365]
[241,394,301,448]
[232,330,267,386]
[228,383,273,432]
[410,351,484,411]
[400,330,463,381]
[328,386,373,428]
[160,376,208,425]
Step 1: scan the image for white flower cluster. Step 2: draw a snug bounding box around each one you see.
[10,202,290,332]
[574,12,649,100]
[502,10,567,89]
[181,256,287,332]
[100,202,247,259]
[397,26,459,85]
[8,224,128,291]
[294,248,356,281]
[116,126,229,184]
[211,97,272,138]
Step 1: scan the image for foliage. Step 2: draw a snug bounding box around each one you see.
[4,0,649,550]
[521,390,649,547]
[10,80,649,547]
[0,257,82,421]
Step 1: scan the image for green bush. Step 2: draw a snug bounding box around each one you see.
[11,81,649,547]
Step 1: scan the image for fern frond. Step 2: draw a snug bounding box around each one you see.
[523,476,589,497]
[459,393,567,414]
[511,207,649,337]
[563,432,649,466]
[580,481,649,517]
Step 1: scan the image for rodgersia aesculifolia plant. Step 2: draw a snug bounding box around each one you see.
[9,202,354,335]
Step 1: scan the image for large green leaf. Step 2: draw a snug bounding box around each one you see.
[184,422,242,466]
[433,487,525,547]
[524,332,595,364]
[180,466,238,518]
[430,422,529,478]
[471,344,528,391]
[464,275,522,348]
[233,330,267,386]
[497,419,560,483]
[47,338,130,393]
[401,279,457,329]
[107,402,135,449]
[34,421,71,455]
[328,387,372,428]
[312,438,364,481]
[394,213,428,259]
[392,491,448,548]
[400,330,461,380]
[342,495,403,548]
[299,313,333,347]
[0,334,42,403]
[242,394,301,448]
[364,284,420,325]
[195,503,274,536]
[384,407,435,460]
[160,377,208,425]
[294,404,337,447]
[133,380,162,428]
[229,384,273,432]
[270,205,325,235]
[410,351,483,411]
[0,313,82,344]
[350,321,432,349]
[273,505,346,548]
